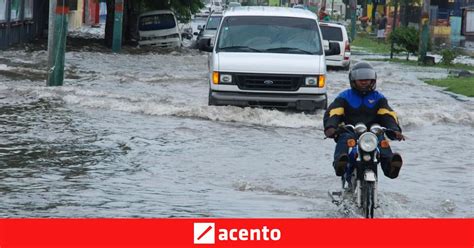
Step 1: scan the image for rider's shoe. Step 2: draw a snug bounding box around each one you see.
[333,154,348,177]
[388,153,403,179]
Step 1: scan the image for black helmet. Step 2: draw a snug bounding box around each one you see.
[349,62,377,94]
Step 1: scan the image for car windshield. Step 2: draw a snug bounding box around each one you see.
[206,16,222,30]
[216,16,322,54]
[139,14,176,31]
[320,26,343,41]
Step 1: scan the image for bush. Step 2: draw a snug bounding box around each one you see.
[440,49,458,66]
[389,27,420,60]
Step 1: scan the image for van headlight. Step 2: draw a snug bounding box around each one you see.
[167,33,180,39]
[359,132,378,152]
[305,77,318,86]
[220,74,232,83]
[305,75,325,88]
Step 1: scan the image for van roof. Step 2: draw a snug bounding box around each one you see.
[223,6,318,20]
[139,10,175,17]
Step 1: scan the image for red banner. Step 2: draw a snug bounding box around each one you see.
[0,219,472,247]
[55,6,70,15]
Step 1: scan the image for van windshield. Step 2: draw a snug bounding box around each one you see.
[139,14,176,31]
[216,16,322,55]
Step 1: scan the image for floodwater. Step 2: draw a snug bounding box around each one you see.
[0,46,472,217]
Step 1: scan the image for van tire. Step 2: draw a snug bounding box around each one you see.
[323,96,328,110]
[208,89,217,106]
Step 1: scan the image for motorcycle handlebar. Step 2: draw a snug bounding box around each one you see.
[335,124,399,140]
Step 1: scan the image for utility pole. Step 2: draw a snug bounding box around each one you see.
[47,0,69,87]
[112,0,124,53]
[418,0,430,63]
[390,0,399,59]
[331,0,335,19]
[350,0,356,41]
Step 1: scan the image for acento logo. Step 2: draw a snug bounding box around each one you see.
[193,222,281,244]
[194,223,215,244]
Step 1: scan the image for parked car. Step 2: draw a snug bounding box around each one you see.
[138,10,182,48]
[195,11,223,51]
[226,1,241,8]
[292,4,306,9]
[201,7,340,111]
[319,22,351,70]
[209,0,224,12]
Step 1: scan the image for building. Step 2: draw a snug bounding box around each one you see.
[1,0,102,50]
[461,5,474,38]
[0,0,49,49]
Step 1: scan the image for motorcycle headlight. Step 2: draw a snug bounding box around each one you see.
[359,132,378,152]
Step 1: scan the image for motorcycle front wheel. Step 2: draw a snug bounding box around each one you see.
[362,181,375,218]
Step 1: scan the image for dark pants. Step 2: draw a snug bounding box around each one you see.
[333,132,394,178]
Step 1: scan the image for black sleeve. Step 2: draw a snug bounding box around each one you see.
[376,98,401,132]
[323,97,345,131]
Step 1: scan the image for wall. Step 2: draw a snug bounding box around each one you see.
[68,0,84,30]
[450,16,462,36]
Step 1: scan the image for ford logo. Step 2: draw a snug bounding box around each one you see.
[263,80,274,85]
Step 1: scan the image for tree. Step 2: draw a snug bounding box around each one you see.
[104,0,204,47]
[389,26,419,60]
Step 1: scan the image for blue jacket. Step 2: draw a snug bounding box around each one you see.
[323,89,401,132]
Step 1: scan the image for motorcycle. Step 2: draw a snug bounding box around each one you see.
[329,123,398,218]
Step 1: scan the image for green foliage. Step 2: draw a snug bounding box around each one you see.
[351,34,391,54]
[440,49,458,66]
[425,76,474,97]
[367,58,474,71]
[389,26,419,60]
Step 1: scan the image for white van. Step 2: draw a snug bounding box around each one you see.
[201,7,340,111]
[138,10,181,48]
[320,22,351,70]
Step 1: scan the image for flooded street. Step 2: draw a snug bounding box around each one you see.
[0,47,472,217]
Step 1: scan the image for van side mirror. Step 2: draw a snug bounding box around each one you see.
[200,38,213,52]
[197,25,203,30]
[325,41,341,56]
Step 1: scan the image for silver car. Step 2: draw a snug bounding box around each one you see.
[195,12,223,51]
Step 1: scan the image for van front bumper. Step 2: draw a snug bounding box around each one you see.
[209,91,327,110]
[138,38,181,48]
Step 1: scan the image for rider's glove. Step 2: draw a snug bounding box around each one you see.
[394,131,405,141]
[324,127,337,138]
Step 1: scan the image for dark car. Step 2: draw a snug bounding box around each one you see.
[194,12,223,50]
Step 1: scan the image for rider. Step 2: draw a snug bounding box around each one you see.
[323,62,404,179]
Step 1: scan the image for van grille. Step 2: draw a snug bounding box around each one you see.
[235,74,303,91]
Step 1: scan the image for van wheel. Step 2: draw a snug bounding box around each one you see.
[208,90,217,106]
[343,64,350,71]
